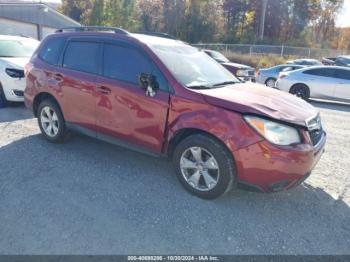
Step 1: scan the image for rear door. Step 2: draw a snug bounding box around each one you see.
[58,39,101,131]
[95,41,170,153]
[333,68,350,102]
[302,68,336,99]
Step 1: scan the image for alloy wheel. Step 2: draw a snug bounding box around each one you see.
[180,147,220,191]
[294,86,306,99]
[40,106,59,137]
[266,79,276,88]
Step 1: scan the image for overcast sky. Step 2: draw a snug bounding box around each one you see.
[337,0,350,27]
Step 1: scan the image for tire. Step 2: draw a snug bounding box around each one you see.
[172,134,236,199]
[37,99,69,143]
[290,84,310,100]
[0,84,9,106]
[265,78,276,88]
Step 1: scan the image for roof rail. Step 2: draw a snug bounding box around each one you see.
[136,32,177,40]
[56,26,129,35]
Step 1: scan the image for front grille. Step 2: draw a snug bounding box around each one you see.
[248,70,255,76]
[306,114,323,146]
[309,128,323,146]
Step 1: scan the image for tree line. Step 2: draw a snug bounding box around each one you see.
[60,0,348,50]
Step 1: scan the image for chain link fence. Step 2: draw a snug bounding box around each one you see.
[192,43,347,59]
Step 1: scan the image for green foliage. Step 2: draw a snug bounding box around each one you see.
[60,0,346,49]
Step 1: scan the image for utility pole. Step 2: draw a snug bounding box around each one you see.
[259,0,268,40]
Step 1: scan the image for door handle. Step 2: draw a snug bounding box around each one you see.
[97,86,111,95]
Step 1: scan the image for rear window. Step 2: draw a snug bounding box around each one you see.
[63,41,100,74]
[303,68,334,77]
[334,69,350,80]
[39,37,65,65]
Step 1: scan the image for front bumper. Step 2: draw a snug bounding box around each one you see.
[1,76,26,102]
[234,131,326,192]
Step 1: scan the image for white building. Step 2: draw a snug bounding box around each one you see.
[0,2,80,40]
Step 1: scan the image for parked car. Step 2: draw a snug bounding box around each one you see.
[322,55,350,67]
[322,57,336,65]
[25,27,326,199]
[203,49,255,82]
[0,35,39,104]
[276,66,350,102]
[256,64,305,87]
[286,58,322,66]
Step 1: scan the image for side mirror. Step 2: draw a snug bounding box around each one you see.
[138,73,159,97]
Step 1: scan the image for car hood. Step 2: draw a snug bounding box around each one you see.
[196,83,318,127]
[0,57,29,69]
[222,62,253,69]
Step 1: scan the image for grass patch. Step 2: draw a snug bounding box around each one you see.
[223,52,291,69]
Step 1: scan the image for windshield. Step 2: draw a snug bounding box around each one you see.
[149,44,239,88]
[0,39,39,57]
[206,50,230,63]
[338,57,350,66]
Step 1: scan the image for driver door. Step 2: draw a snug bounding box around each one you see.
[95,42,170,153]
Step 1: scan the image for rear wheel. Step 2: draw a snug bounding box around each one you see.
[37,99,69,143]
[265,78,276,88]
[290,84,310,100]
[173,134,236,199]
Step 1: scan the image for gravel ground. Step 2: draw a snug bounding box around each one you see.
[0,101,349,255]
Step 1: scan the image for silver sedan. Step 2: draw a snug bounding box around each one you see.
[256,64,305,87]
[275,66,350,102]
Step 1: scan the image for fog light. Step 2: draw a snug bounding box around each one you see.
[12,90,24,97]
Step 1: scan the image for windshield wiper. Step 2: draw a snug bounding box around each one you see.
[212,81,238,87]
[187,85,212,90]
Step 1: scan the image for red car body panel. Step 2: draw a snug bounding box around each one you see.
[94,76,170,152]
[234,130,326,191]
[196,83,319,127]
[24,32,326,192]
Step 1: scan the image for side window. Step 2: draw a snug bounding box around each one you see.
[303,69,334,77]
[103,44,168,91]
[281,66,293,72]
[334,69,350,80]
[63,41,100,74]
[39,37,65,66]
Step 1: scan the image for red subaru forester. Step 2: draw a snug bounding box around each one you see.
[24,27,326,199]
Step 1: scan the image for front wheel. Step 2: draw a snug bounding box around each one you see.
[173,134,236,199]
[37,99,69,143]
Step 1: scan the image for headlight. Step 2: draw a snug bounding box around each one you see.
[244,116,301,145]
[5,68,24,79]
[236,69,248,77]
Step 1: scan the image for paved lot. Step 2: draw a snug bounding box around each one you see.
[0,101,349,255]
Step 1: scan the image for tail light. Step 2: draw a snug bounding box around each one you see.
[256,69,260,76]
[279,74,286,79]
